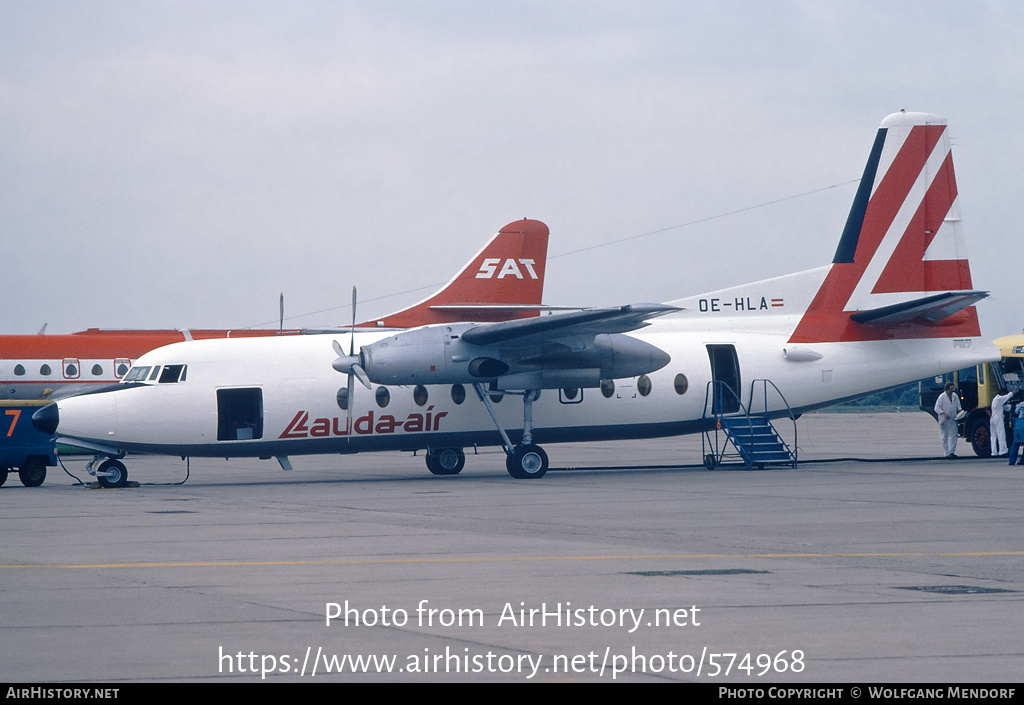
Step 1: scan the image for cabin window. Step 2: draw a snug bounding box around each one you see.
[375,386,390,408]
[413,385,428,406]
[451,384,466,405]
[674,373,688,395]
[159,365,186,383]
[559,388,582,404]
[600,379,615,398]
[64,360,79,378]
[14,365,25,376]
[217,388,263,441]
[336,387,349,411]
[638,375,652,397]
[115,361,130,378]
[92,364,104,376]
[39,364,51,376]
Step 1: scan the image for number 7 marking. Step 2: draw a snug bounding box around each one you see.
[5,409,21,437]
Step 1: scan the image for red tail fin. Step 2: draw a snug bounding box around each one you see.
[790,112,983,344]
[357,219,548,328]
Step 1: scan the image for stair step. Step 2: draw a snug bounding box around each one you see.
[720,413,796,468]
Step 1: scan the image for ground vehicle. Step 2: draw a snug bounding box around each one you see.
[1,401,57,486]
[920,334,1024,456]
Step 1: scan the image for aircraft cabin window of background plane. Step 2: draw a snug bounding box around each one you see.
[375,387,390,408]
[92,365,103,376]
[14,365,25,376]
[39,365,51,376]
[601,379,615,398]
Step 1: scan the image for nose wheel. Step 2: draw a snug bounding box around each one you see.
[88,457,129,488]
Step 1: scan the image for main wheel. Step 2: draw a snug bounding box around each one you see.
[969,416,991,457]
[506,443,548,479]
[18,458,46,487]
[97,459,129,488]
[426,448,465,476]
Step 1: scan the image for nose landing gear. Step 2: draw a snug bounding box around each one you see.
[87,456,130,488]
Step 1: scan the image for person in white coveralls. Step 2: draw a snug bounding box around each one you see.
[934,383,962,458]
[990,388,1013,456]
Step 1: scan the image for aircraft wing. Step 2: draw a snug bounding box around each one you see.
[460,304,679,346]
[848,291,988,325]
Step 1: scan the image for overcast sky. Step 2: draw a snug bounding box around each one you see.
[2,1,1021,336]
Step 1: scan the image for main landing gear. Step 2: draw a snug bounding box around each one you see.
[425,448,466,475]
[474,384,549,479]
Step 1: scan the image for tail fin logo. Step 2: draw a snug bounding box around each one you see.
[790,112,981,344]
[476,258,540,280]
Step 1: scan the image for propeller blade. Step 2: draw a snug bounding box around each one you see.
[346,371,355,441]
[349,286,357,356]
[351,363,371,390]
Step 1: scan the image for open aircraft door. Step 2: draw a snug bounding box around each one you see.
[707,344,741,414]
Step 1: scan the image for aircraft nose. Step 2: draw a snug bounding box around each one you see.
[32,403,59,436]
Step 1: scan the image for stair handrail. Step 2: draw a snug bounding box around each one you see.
[749,378,798,466]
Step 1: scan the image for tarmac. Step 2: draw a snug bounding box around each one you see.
[1,411,1021,683]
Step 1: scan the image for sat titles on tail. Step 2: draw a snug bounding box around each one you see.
[36,112,997,485]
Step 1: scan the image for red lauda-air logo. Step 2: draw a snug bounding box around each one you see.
[279,406,449,439]
[475,258,539,279]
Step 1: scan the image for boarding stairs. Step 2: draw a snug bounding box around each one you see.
[701,380,798,470]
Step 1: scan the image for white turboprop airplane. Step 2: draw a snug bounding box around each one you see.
[35,112,998,486]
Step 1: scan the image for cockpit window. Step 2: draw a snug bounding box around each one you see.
[159,365,187,383]
[123,366,152,382]
[148,366,162,381]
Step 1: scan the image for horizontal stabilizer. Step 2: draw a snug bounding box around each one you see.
[848,291,988,325]
[461,304,679,346]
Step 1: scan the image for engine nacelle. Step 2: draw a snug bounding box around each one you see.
[355,323,671,389]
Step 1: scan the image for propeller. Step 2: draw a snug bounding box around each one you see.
[332,339,371,388]
[332,287,371,438]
